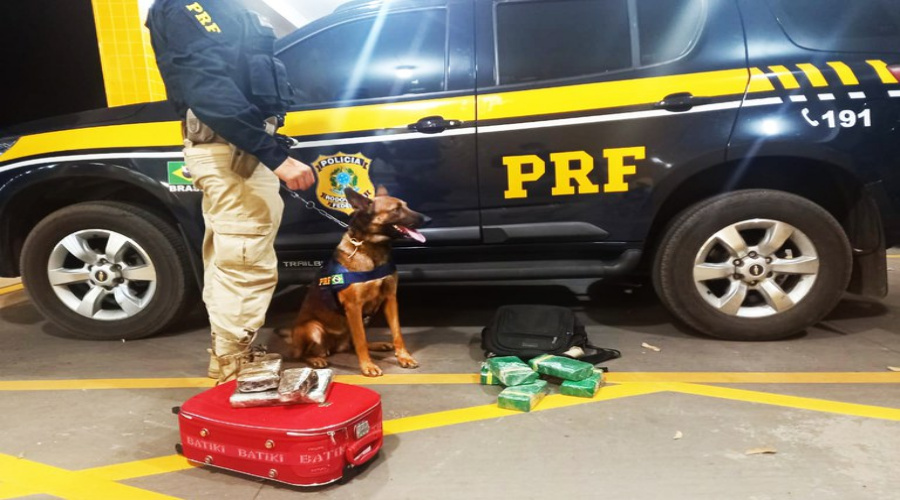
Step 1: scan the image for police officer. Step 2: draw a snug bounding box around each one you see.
[146,0,315,383]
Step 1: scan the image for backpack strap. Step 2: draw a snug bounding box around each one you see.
[577,342,622,365]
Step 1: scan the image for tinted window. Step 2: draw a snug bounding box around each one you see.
[496,0,631,85]
[767,0,900,53]
[638,0,704,66]
[281,9,447,104]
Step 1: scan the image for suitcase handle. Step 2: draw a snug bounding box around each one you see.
[346,429,383,466]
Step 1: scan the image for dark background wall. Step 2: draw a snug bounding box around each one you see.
[0,0,107,133]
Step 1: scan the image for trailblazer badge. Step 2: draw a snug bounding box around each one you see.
[313,152,375,214]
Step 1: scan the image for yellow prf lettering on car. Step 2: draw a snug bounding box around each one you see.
[603,146,644,193]
[550,151,600,196]
[185,2,222,33]
[503,155,546,199]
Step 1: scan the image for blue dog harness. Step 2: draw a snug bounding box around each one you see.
[315,259,397,312]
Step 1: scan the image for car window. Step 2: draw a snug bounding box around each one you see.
[638,0,704,66]
[280,9,448,104]
[495,0,631,85]
[493,0,704,86]
[766,0,900,53]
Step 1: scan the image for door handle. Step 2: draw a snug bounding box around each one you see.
[408,116,463,134]
[654,92,711,112]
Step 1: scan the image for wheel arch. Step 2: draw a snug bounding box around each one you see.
[0,162,203,283]
[644,155,886,297]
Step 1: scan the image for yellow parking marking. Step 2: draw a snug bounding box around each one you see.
[3,372,898,391]
[383,383,662,436]
[0,378,215,391]
[608,372,900,384]
[767,65,801,89]
[867,59,899,84]
[0,283,23,295]
[0,453,181,500]
[796,63,829,87]
[2,379,897,498]
[81,455,195,481]
[826,62,860,86]
[336,374,478,385]
[664,382,900,421]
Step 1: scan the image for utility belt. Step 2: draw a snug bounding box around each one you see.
[182,109,278,178]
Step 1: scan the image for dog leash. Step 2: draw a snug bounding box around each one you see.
[281,185,349,229]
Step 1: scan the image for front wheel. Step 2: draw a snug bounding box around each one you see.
[653,190,852,340]
[20,201,196,340]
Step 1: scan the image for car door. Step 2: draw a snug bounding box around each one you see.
[274,1,478,273]
[474,0,749,252]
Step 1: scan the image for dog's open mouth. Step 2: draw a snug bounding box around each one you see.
[393,225,426,243]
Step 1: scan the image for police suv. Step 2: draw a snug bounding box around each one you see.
[1,0,899,341]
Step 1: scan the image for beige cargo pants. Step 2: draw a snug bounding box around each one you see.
[185,143,284,383]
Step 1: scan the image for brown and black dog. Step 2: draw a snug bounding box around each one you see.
[282,186,428,377]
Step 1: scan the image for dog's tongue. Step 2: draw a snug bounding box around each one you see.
[394,225,426,243]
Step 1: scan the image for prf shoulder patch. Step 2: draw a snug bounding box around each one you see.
[185,2,222,33]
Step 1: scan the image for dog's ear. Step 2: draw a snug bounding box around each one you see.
[344,187,373,212]
[375,185,390,197]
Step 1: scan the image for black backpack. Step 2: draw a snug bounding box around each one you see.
[481,305,621,364]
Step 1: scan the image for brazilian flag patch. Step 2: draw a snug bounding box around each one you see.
[167,162,192,185]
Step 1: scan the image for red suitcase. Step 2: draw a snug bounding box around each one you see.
[176,380,383,487]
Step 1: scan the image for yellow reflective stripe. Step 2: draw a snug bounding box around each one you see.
[2,121,182,163]
[747,67,777,93]
[827,61,859,85]
[767,65,801,89]
[867,59,899,84]
[2,67,770,164]
[281,96,476,137]
[478,68,754,121]
[796,63,829,87]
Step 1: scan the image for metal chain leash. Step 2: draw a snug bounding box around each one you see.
[281,184,349,229]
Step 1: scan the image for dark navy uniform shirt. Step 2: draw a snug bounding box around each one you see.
[146,0,290,169]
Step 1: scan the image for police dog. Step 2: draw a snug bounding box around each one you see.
[282,186,428,377]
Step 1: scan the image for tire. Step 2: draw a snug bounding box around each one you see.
[20,201,196,340]
[653,189,851,340]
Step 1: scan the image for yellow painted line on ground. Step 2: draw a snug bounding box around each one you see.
[0,483,38,499]
[0,453,181,500]
[383,383,663,436]
[0,283,23,295]
[607,372,900,384]
[335,373,479,385]
[664,382,900,422]
[4,372,900,391]
[81,455,195,482]
[0,378,215,391]
[886,254,900,259]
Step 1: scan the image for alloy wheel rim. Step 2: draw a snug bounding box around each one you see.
[47,229,157,321]
[692,219,819,318]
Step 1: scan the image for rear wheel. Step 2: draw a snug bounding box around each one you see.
[653,190,851,340]
[21,201,196,340]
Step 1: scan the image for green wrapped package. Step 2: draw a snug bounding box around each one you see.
[487,356,539,386]
[560,370,605,398]
[480,363,502,386]
[498,380,548,412]
[528,354,594,381]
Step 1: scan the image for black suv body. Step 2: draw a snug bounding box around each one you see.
[1,0,898,340]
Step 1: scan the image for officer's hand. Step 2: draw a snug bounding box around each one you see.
[274,157,316,191]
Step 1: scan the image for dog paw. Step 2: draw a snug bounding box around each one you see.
[396,352,419,369]
[367,342,394,352]
[360,362,383,377]
[306,357,329,368]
